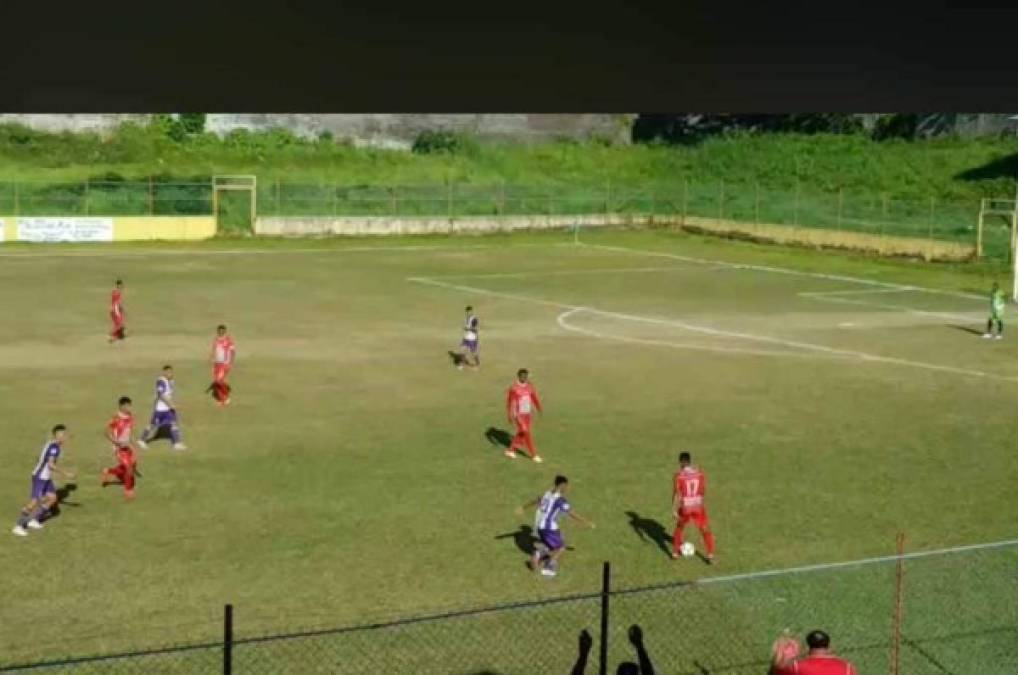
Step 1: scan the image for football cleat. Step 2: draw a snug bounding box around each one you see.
[26,520,43,530]
[12,525,28,537]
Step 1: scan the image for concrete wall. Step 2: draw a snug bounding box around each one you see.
[0,114,635,147]
[255,214,974,261]
[0,216,216,242]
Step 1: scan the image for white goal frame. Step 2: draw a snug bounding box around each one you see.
[978,198,1018,300]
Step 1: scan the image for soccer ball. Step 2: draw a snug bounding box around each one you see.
[679,542,695,558]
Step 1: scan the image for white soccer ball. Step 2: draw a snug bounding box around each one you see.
[680,542,696,558]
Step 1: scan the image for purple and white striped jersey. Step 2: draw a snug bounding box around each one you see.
[463,313,479,341]
[31,442,61,481]
[154,376,175,412]
[535,490,570,531]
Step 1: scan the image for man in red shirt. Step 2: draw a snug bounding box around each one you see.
[101,396,140,500]
[108,279,125,343]
[505,368,543,463]
[207,324,236,406]
[672,451,716,563]
[771,630,857,675]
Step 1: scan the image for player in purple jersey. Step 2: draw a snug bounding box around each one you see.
[456,306,480,371]
[138,365,186,451]
[12,425,74,537]
[514,475,595,577]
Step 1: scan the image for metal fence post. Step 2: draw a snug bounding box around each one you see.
[719,179,725,221]
[148,176,155,216]
[446,180,453,220]
[682,178,688,226]
[84,179,90,216]
[837,187,843,230]
[224,604,233,675]
[927,196,935,261]
[599,561,611,675]
[13,180,19,216]
[793,178,800,227]
[754,182,760,231]
[890,534,905,675]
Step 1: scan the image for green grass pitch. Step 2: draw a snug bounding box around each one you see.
[0,229,1015,673]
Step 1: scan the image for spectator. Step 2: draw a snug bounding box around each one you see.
[771,629,857,675]
[616,625,655,675]
[570,630,593,675]
[570,625,655,675]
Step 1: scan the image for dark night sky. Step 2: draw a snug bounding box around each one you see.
[2,1,1017,111]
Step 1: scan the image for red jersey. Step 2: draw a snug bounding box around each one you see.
[212,336,236,365]
[776,655,856,675]
[674,466,706,514]
[111,289,123,316]
[107,412,134,448]
[506,381,541,418]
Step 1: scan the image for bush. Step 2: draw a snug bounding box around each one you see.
[178,113,206,135]
[412,130,466,154]
[872,114,919,141]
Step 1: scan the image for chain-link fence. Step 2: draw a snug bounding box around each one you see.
[255,181,992,260]
[0,179,998,259]
[3,539,1014,674]
[0,180,213,216]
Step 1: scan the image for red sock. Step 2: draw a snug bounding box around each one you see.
[702,529,716,556]
[523,432,537,458]
[672,527,684,554]
[122,467,135,492]
[509,431,526,453]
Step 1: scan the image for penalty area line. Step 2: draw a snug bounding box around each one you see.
[408,275,1018,382]
[579,242,984,301]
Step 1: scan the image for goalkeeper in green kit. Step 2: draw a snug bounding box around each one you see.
[983,282,1006,340]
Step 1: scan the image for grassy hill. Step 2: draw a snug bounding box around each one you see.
[0,121,1017,202]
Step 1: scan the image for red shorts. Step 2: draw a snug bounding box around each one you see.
[678,509,709,529]
[514,414,532,433]
[213,363,231,382]
[116,447,136,467]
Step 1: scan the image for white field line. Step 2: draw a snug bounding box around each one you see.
[690,537,1018,587]
[410,265,723,280]
[798,292,982,323]
[556,308,843,361]
[408,276,1018,382]
[580,242,985,301]
[801,288,918,297]
[0,241,573,260]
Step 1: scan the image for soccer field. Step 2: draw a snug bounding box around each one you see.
[1,229,1016,673]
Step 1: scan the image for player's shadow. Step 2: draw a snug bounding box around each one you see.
[494,524,574,556]
[494,524,539,555]
[484,427,513,449]
[44,483,81,522]
[948,324,985,336]
[447,350,466,367]
[625,511,673,558]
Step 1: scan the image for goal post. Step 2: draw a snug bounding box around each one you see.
[212,175,257,233]
[977,197,1018,300]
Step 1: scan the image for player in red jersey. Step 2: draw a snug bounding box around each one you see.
[101,396,140,500]
[108,279,126,343]
[505,368,543,463]
[771,630,857,675]
[672,451,716,564]
[206,324,236,406]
